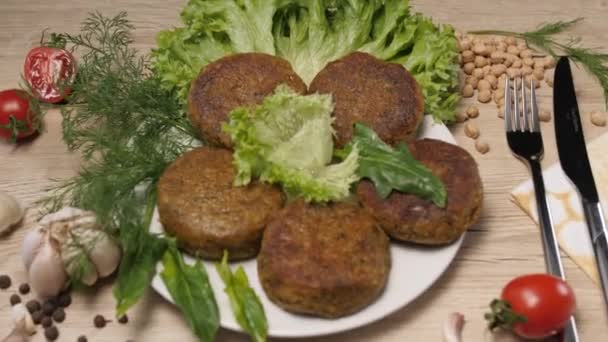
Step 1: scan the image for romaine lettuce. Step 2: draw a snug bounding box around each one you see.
[223,86,359,202]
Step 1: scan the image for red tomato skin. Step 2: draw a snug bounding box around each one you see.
[502,274,576,339]
[24,47,76,103]
[0,89,36,141]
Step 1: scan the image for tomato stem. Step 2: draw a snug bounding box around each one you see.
[484,299,528,331]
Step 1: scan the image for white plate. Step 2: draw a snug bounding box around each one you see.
[150,116,464,338]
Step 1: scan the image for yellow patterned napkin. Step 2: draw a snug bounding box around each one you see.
[511,132,608,285]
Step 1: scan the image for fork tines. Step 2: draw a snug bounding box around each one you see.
[505,77,539,133]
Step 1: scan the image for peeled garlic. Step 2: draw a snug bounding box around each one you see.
[443,312,465,342]
[22,207,121,295]
[2,303,36,342]
[0,191,24,234]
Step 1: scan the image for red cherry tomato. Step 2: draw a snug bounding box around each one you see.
[24,47,76,103]
[487,274,576,340]
[0,89,39,141]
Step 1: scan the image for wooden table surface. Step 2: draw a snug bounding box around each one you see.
[1,0,608,341]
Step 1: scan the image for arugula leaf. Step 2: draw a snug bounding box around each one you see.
[161,245,219,342]
[113,212,168,316]
[216,252,267,342]
[339,123,447,207]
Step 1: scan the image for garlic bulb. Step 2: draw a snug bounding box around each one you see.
[0,191,24,234]
[22,207,122,296]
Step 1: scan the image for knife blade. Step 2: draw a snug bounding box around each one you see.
[554,56,608,306]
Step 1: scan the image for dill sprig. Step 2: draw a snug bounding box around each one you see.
[471,18,608,107]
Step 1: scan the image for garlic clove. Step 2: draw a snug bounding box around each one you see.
[29,236,68,298]
[22,227,46,271]
[87,230,121,278]
[11,303,35,336]
[42,207,97,244]
[0,191,24,234]
[443,312,465,342]
[61,232,98,286]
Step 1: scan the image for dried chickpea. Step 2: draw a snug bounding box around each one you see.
[473,43,488,56]
[534,59,545,70]
[473,68,484,79]
[465,76,479,89]
[544,55,557,68]
[507,45,519,55]
[496,42,507,52]
[490,51,505,64]
[477,79,492,91]
[466,105,480,118]
[498,106,505,119]
[539,109,552,122]
[494,88,505,104]
[511,59,523,69]
[545,70,554,87]
[485,74,498,89]
[506,68,521,79]
[591,111,607,127]
[491,64,507,77]
[521,65,533,76]
[462,50,474,63]
[458,54,463,66]
[475,140,490,154]
[486,44,497,55]
[505,37,517,45]
[525,74,540,88]
[477,89,492,103]
[459,39,472,52]
[474,55,488,68]
[498,74,507,88]
[517,41,528,51]
[482,65,491,76]
[463,62,475,75]
[455,111,468,123]
[462,84,474,97]
[464,122,480,139]
[520,49,533,59]
[523,57,535,67]
[533,68,544,81]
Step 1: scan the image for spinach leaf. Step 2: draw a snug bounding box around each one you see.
[161,245,219,342]
[340,123,447,207]
[216,252,267,342]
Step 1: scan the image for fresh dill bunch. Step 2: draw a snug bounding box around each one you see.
[40,12,199,230]
[471,18,608,107]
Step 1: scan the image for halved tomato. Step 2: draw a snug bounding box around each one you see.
[24,47,76,103]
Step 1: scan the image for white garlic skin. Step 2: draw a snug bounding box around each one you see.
[21,227,45,270]
[0,191,24,233]
[11,303,35,335]
[87,229,121,278]
[28,236,68,298]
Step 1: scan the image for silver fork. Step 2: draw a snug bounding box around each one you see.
[505,77,579,342]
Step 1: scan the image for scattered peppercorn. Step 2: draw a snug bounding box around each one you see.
[53,308,66,323]
[18,283,30,295]
[58,292,72,308]
[118,314,128,324]
[42,316,53,328]
[10,294,21,306]
[32,310,44,324]
[0,274,11,289]
[94,314,107,328]
[42,300,57,316]
[44,325,59,341]
[77,336,88,342]
[26,299,41,313]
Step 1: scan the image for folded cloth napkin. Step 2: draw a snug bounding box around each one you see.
[511,132,608,285]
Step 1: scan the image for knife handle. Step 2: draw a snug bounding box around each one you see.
[581,200,608,305]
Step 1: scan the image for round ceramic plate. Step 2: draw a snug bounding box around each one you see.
[150,116,464,338]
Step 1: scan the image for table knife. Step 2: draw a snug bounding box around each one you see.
[554,56,608,305]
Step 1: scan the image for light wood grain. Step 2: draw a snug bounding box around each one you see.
[1,0,608,341]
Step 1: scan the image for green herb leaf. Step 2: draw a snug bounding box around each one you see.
[339,123,446,207]
[216,251,267,342]
[161,244,219,342]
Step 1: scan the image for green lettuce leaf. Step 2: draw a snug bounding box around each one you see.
[223,85,359,202]
[339,123,447,207]
[161,244,219,342]
[153,0,460,122]
[216,251,267,342]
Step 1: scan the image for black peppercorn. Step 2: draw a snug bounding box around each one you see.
[26,299,41,313]
[44,325,59,341]
[77,336,88,342]
[58,292,72,308]
[9,294,21,306]
[41,316,53,328]
[0,274,11,289]
[42,300,56,316]
[32,310,44,324]
[118,314,128,324]
[94,314,107,328]
[18,283,30,295]
[52,307,66,323]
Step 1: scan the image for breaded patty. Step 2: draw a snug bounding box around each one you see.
[188,53,307,147]
[258,200,390,318]
[157,147,284,260]
[357,138,483,245]
[309,52,424,147]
